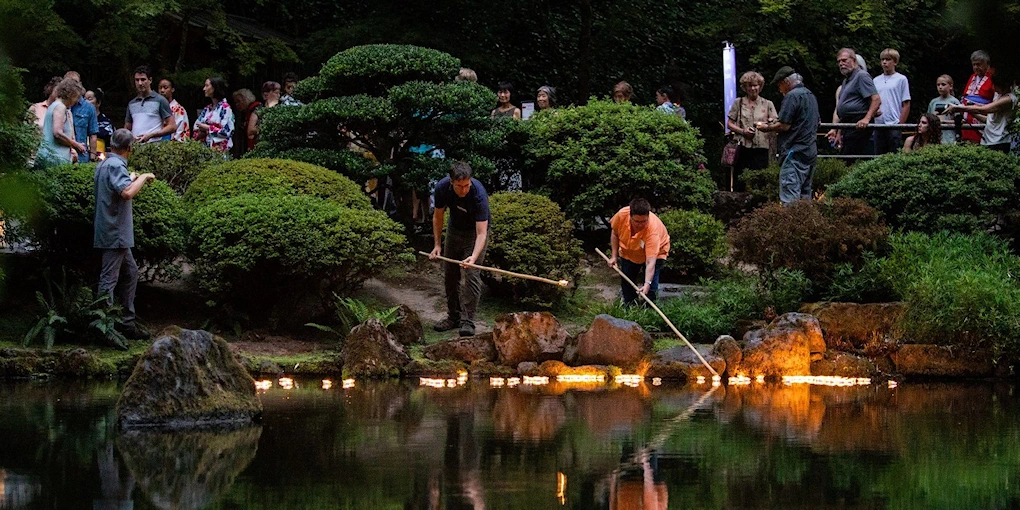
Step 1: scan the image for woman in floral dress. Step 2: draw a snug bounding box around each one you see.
[192,76,233,152]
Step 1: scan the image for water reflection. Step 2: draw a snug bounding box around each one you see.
[1,380,1019,508]
[117,426,262,510]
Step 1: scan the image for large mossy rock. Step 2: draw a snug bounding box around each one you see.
[388,305,424,346]
[118,425,261,510]
[890,344,997,378]
[116,328,262,428]
[736,313,821,377]
[800,302,905,349]
[811,351,878,378]
[342,319,410,378]
[572,314,653,369]
[422,333,496,363]
[492,312,569,366]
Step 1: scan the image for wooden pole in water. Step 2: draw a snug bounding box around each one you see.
[418,251,570,287]
[595,248,719,378]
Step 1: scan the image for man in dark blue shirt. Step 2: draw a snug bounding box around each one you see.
[94,129,156,341]
[756,66,820,204]
[64,71,98,162]
[429,161,490,337]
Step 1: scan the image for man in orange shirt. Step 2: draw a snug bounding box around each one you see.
[607,198,670,304]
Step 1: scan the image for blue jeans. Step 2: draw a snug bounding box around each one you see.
[620,258,665,304]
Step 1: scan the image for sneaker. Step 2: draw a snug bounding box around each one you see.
[433,317,460,332]
[458,321,476,337]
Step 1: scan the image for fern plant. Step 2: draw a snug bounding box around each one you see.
[306,294,400,343]
[24,271,129,350]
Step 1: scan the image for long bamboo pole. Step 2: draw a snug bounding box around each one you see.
[595,248,719,378]
[418,251,570,287]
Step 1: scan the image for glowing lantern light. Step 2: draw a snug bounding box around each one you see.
[523,376,550,386]
[728,374,752,385]
[555,374,606,383]
[781,375,871,387]
[321,379,333,390]
[507,377,521,388]
[888,380,898,389]
[342,378,355,389]
[614,374,643,387]
[490,377,505,387]
[254,379,273,391]
[696,376,706,384]
[755,375,765,384]
[556,472,567,505]
[420,377,447,388]
[651,377,662,386]
[278,377,294,390]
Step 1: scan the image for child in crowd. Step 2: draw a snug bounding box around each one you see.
[927,75,961,145]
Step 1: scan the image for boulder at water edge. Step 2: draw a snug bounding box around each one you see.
[116,328,262,429]
[492,312,569,366]
[573,314,653,369]
[423,333,497,363]
[647,344,726,380]
[713,335,743,374]
[811,351,878,378]
[342,319,411,378]
[890,344,997,378]
[388,305,424,346]
[737,313,822,378]
[800,302,905,350]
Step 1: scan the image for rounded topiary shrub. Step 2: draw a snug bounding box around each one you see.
[657,209,726,278]
[184,158,371,209]
[189,193,406,319]
[827,144,1020,234]
[319,44,460,96]
[524,99,713,226]
[14,163,187,281]
[728,198,888,284]
[129,140,225,194]
[485,192,583,308]
[741,158,850,202]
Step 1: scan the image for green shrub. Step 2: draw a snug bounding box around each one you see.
[184,158,371,209]
[825,252,897,303]
[827,144,1020,234]
[246,144,376,183]
[729,198,888,284]
[656,269,811,342]
[741,158,851,202]
[189,193,407,319]
[129,140,225,194]
[9,164,187,281]
[485,192,584,308]
[657,209,727,277]
[0,58,38,171]
[524,98,713,225]
[318,44,460,96]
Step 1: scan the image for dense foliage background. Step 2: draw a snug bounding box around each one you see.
[3,0,1017,177]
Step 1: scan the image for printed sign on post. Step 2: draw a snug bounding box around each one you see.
[521,101,535,120]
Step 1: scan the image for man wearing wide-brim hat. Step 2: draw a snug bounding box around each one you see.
[753,66,820,204]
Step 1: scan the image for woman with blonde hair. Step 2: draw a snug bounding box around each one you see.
[726,71,778,190]
[36,78,86,168]
[612,81,633,103]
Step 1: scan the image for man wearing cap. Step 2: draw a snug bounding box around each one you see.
[94,129,157,341]
[755,67,820,204]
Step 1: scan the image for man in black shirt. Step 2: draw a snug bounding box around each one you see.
[429,161,491,336]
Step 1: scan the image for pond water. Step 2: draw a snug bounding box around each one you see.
[1,378,1018,509]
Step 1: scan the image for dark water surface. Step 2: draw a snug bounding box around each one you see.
[1,378,1018,509]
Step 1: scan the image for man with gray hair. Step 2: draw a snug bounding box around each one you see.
[755,67,820,204]
[961,50,995,144]
[94,129,157,341]
[827,48,881,157]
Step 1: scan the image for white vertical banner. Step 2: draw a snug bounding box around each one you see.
[722,42,737,134]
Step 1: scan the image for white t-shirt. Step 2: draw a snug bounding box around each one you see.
[982,92,1017,146]
[874,72,911,125]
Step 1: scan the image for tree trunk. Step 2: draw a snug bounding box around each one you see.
[577,0,593,104]
[175,19,189,73]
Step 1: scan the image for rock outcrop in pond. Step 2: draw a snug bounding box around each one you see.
[737,313,823,377]
[571,314,653,369]
[492,312,569,366]
[388,305,424,346]
[342,319,411,378]
[116,328,262,429]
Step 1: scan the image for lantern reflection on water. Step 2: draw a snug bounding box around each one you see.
[278,377,295,390]
[555,374,606,383]
[556,472,567,505]
[614,374,643,387]
[782,375,871,386]
[254,379,273,391]
[342,378,355,389]
[321,379,333,390]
